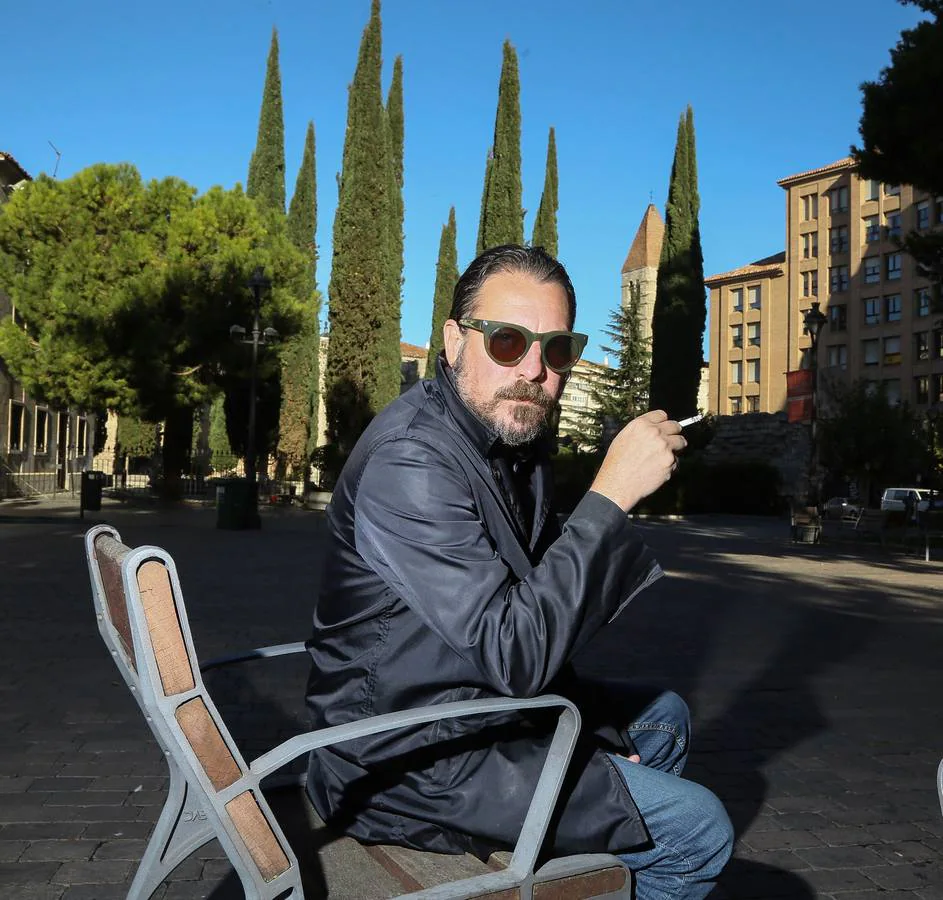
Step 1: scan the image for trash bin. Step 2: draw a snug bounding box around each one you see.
[215,478,260,530]
[80,470,104,512]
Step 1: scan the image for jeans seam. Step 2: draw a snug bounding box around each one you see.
[628,722,687,775]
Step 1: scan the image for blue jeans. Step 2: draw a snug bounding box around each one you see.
[607,690,733,900]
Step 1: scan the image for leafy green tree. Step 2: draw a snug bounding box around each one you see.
[584,282,651,450]
[426,207,458,376]
[325,0,398,476]
[246,27,286,214]
[531,127,558,257]
[649,106,705,419]
[477,40,524,253]
[0,164,307,497]
[208,394,234,465]
[853,0,943,307]
[278,121,321,480]
[818,378,927,504]
[116,415,158,459]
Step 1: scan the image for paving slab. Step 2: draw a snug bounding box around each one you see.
[1,498,941,898]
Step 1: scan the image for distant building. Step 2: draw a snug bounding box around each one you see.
[706,156,943,416]
[1,151,96,497]
[558,357,608,446]
[621,203,665,346]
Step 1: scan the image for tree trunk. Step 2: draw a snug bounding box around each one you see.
[160,406,194,502]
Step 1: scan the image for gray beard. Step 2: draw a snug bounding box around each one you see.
[453,349,556,447]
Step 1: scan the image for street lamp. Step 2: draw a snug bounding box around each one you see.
[803,300,828,507]
[230,266,278,528]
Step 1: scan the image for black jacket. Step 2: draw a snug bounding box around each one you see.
[305,358,655,858]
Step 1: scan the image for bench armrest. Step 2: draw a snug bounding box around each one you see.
[199,641,308,673]
[250,694,580,881]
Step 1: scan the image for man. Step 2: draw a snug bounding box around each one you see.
[306,245,733,898]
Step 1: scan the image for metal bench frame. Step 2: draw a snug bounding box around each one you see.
[85,524,631,899]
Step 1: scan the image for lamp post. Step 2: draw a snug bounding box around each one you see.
[803,300,828,508]
[230,266,277,528]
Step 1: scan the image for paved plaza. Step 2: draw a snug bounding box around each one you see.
[1,495,941,899]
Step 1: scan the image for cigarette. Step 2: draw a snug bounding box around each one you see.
[678,414,703,428]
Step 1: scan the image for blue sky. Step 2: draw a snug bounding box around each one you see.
[6,0,924,363]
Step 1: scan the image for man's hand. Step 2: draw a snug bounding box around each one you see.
[589,410,686,513]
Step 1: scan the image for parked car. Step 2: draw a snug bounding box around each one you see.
[880,487,930,516]
[824,496,860,520]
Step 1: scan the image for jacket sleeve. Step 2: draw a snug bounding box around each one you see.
[353,437,655,697]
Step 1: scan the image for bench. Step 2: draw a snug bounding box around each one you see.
[84,524,631,899]
[790,506,821,543]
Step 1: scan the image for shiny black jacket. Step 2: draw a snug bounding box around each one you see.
[305,358,654,858]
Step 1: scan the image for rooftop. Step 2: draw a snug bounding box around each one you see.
[776,156,856,188]
[705,251,786,286]
[622,204,665,273]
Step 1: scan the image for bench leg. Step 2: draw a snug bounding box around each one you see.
[128,763,214,900]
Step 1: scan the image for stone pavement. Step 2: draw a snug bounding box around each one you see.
[1,495,941,899]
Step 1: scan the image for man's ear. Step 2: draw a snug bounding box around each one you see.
[443,319,462,366]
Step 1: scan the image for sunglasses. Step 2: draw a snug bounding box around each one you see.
[459,318,588,374]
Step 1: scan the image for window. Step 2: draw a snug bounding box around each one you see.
[883,378,902,405]
[865,179,880,201]
[884,211,902,239]
[828,185,849,213]
[747,359,760,383]
[76,417,88,455]
[864,214,880,243]
[915,287,931,317]
[934,374,943,404]
[862,338,880,366]
[917,200,930,230]
[915,375,930,404]
[746,396,759,412]
[731,324,743,348]
[829,225,848,254]
[802,232,818,259]
[731,287,743,312]
[863,297,881,326]
[937,196,943,225]
[8,401,25,452]
[934,329,943,360]
[829,303,846,332]
[915,331,930,361]
[827,345,847,368]
[730,396,742,414]
[829,265,849,293]
[886,253,902,280]
[801,193,818,221]
[885,184,901,196]
[863,256,881,283]
[883,336,901,366]
[730,361,743,384]
[802,269,818,297]
[34,408,49,454]
[747,285,761,309]
[885,293,902,323]
[747,322,761,346]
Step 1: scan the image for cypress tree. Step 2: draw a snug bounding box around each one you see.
[649,106,705,418]
[426,206,458,376]
[246,28,286,213]
[325,0,396,473]
[477,40,523,253]
[476,151,493,256]
[278,121,320,480]
[531,127,558,257]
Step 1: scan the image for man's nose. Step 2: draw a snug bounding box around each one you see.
[516,339,546,381]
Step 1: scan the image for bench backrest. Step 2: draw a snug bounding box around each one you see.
[85,525,296,887]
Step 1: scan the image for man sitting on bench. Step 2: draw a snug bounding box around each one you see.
[305,245,733,899]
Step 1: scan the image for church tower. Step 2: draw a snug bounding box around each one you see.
[620,203,665,343]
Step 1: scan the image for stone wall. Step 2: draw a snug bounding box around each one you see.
[701,412,811,499]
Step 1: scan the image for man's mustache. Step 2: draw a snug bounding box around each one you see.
[493,381,555,411]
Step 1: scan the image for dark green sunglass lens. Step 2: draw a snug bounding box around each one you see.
[545,335,579,371]
[488,327,527,363]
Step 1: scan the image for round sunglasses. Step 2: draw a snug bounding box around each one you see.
[458,318,588,374]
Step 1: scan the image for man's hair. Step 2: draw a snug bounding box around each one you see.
[449,244,577,328]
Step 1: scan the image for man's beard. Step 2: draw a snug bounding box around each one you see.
[453,350,557,447]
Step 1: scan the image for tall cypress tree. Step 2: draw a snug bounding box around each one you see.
[278,122,320,480]
[325,0,396,474]
[531,126,559,257]
[247,28,286,214]
[426,206,458,377]
[477,40,523,253]
[649,106,705,418]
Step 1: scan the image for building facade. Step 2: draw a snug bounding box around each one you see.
[706,157,943,416]
[1,151,96,497]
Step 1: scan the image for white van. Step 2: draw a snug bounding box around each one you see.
[880,487,930,515]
